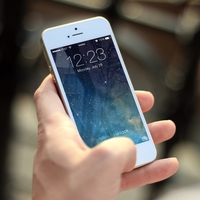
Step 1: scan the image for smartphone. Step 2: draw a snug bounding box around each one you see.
[41,16,157,167]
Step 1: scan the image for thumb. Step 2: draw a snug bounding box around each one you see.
[93,137,136,173]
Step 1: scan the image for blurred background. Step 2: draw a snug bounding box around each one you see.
[0,0,200,199]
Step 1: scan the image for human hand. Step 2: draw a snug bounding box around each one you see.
[32,75,179,200]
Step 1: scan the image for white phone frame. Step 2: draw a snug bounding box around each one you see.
[41,16,157,167]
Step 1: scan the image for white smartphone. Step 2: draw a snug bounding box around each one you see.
[41,16,157,167]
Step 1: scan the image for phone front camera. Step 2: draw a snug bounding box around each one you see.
[68,36,70,38]
[75,28,77,30]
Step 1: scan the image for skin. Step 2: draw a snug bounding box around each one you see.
[32,75,179,200]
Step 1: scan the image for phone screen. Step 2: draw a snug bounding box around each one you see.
[51,35,150,147]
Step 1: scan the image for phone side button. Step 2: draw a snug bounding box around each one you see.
[52,76,57,84]
[48,65,53,73]
[48,66,57,84]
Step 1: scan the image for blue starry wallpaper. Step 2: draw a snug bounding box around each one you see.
[51,35,149,147]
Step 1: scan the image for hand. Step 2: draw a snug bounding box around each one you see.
[32,75,179,200]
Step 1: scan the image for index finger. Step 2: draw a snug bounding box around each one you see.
[135,91,154,113]
[34,74,66,120]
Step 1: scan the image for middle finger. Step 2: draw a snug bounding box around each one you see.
[148,120,176,144]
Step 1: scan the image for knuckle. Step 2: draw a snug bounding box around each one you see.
[92,145,115,162]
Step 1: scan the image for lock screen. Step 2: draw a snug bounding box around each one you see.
[51,35,149,147]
